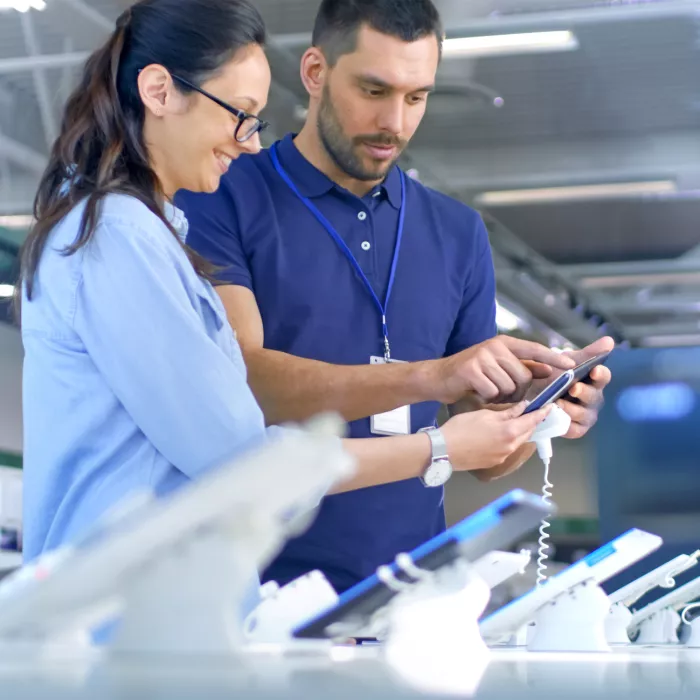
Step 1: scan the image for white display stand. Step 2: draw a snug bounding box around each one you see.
[629,573,700,647]
[606,602,633,645]
[605,551,700,646]
[685,616,700,648]
[0,415,354,660]
[382,555,491,695]
[528,578,612,653]
[243,570,339,644]
[635,608,681,646]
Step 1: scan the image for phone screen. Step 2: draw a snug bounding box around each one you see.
[523,372,572,414]
[522,351,612,415]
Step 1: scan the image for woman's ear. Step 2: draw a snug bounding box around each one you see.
[299,47,328,100]
[138,64,184,117]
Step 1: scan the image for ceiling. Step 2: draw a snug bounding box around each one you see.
[2,0,700,348]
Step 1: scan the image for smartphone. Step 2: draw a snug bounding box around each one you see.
[292,489,553,640]
[522,350,611,415]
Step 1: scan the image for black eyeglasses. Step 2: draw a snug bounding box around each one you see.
[171,74,269,143]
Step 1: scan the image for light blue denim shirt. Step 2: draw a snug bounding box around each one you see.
[21,194,269,567]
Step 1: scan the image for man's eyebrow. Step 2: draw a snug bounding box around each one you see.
[356,74,435,93]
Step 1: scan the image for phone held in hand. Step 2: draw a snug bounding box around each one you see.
[523,351,611,415]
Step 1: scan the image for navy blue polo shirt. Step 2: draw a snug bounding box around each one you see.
[176,133,497,593]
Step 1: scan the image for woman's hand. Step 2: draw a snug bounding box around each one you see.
[440,401,550,474]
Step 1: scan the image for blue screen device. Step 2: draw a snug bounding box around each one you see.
[293,489,552,640]
[523,350,611,415]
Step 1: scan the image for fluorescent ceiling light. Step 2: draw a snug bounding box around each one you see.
[496,301,524,332]
[0,215,34,229]
[643,334,700,348]
[443,31,578,58]
[475,180,677,207]
[0,284,14,299]
[0,0,45,11]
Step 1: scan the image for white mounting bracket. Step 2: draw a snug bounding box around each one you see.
[605,550,700,646]
[382,557,491,696]
[242,570,338,644]
[108,526,262,656]
[605,602,633,645]
[0,414,355,660]
[634,608,681,646]
[684,616,700,648]
[472,549,531,590]
[528,578,611,653]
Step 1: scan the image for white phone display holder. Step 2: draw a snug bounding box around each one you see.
[380,553,491,696]
[480,528,663,652]
[351,549,531,644]
[685,614,700,648]
[605,551,700,645]
[630,573,700,647]
[0,414,354,659]
[528,578,611,653]
[527,403,572,465]
[635,608,681,646]
[472,550,531,590]
[243,570,339,644]
[606,603,634,645]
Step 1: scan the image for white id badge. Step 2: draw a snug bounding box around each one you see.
[369,355,411,435]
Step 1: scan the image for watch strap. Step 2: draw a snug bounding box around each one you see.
[424,427,449,462]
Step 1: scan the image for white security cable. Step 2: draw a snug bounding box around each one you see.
[527,405,571,586]
[537,456,554,586]
[681,602,700,626]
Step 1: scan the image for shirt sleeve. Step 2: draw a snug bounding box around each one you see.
[176,182,253,290]
[72,218,267,479]
[444,214,498,357]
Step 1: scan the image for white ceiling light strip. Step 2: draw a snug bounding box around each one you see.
[475,180,677,207]
[443,31,578,58]
[0,1,46,12]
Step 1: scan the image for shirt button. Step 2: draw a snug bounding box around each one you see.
[361,241,371,251]
[357,211,367,221]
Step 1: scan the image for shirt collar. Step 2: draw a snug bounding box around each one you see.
[275,133,403,209]
[164,201,188,243]
[377,165,402,210]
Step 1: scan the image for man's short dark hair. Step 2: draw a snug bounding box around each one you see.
[312,0,444,66]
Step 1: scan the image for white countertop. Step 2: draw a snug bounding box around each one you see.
[0,642,698,699]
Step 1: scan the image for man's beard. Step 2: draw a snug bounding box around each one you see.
[317,84,405,182]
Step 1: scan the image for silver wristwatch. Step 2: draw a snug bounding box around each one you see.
[420,427,453,488]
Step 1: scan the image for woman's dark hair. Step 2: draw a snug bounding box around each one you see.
[17,0,266,314]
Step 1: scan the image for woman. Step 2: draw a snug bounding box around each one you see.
[18,0,550,574]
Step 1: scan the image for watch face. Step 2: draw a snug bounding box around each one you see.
[423,460,453,487]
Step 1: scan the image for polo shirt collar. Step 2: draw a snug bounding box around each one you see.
[379,165,402,210]
[277,133,334,199]
[276,133,403,209]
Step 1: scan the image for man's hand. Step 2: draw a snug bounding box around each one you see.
[556,336,614,439]
[433,335,576,405]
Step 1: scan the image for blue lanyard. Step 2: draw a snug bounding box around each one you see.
[269,142,406,361]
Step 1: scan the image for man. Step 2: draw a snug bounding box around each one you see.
[176,0,612,593]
